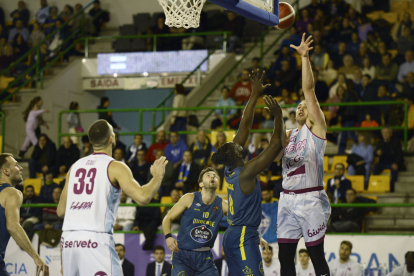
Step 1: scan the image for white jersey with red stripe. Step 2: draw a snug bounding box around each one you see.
[282,124,326,191]
[62,153,122,233]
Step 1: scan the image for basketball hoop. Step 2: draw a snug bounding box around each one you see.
[158,0,206,29]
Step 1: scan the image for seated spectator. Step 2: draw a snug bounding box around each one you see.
[30,43,49,69]
[375,53,398,84]
[373,127,405,192]
[330,42,348,69]
[129,149,150,184]
[81,135,93,157]
[328,73,347,100]
[20,185,42,239]
[403,72,414,97]
[272,46,297,72]
[29,134,57,178]
[312,29,327,48]
[145,246,172,276]
[337,17,355,42]
[39,171,59,203]
[353,69,363,91]
[230,69,252,105]
[248,57,263,73]
[165,131,187,167]
[158,189,181,231]
[114,192,136,231]
[285,111,298,129]
[88,0,106,36]
[126,134,147,163]
[392,12,413,42]
[313,70,329,102]
[347,132,373,185]
[346,32,360,56]
[11,33,28,57]
[328,241,361,274]
[211,86,239,130]
[132,198,160,250]
[11,1,30,27]
[268,60,297,96]
[147,149,174,198]
[360,114,379,128]
[113,148,125,163]
[115,244,135,276]
[29,22,46,47]
[170,84,188,142]
[280,26,301,53]
[360,57,376,80]
[59,4,74,22]
[145,131,169,163]
[311,44,329,71]
[356,42,375,66]
[296,9,313,36]
[398,50,414,83]
[338,55,359,80]
[319,60,338,86]
[57,136,80,175]
[171,151,199,194]
[190,131,212,168]
[357,16,373,42]
[262,246,280,275]
[376,85,391,122]
[98,97,121,130]
[48,19,72,57]
[43,6,59,36]
[34,187,63,230]
[7,19,29,44]
[147,15,170,51]
[36,0,50,25]
[389,252,414,276]
[397,28,414,61]
[219,11,244,52]
[326,163,352,203]
[113,132,126,156]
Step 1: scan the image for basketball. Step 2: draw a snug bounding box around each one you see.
[275,2,295,30]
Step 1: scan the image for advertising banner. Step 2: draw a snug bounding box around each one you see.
[4,234,38,275]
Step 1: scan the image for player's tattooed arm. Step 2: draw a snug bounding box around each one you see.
[57,169,71,217]
[222,199,228,217]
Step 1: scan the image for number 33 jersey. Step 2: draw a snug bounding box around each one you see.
[282,124,326,191]
[62,153,122,233]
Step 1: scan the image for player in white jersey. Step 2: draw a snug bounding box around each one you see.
[328,241,361,276]
[296,249,315,276]
[275,33,331,276]
[57,120,168,276]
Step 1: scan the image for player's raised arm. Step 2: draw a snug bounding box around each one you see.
[162,193,194,252]
[233,69,270,147]
[110,157,168,205]
[240,96,284,192]
[291,33,327,137]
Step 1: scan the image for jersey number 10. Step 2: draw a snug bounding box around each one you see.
[74,168,97,195]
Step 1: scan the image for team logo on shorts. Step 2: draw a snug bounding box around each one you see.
[259,261,264,275]
[177,272,188,276]
[242,266,253,275]
[94,272,108,276]
[190,225,213,243]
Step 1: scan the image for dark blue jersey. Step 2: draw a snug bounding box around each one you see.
[177,192,223,250]
[225,167,262,228]
[0,184,12,259]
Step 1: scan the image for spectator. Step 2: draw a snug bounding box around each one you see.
[248,57,263,72]
[11,33,28,57]
[39,172,59,203]
[398,50,414,83]
[326,163,352,204]
[357,16,373,42]
[337,89,358,154]
[311,44,329,71]
[360,75,380,123]
[113,132,126,156]
[260,188,279,259]
[285,111,298,129]
[59,5,74,22]
[36,0,50,25]
[67,101,82,145]
[147,149,174,198]
[147,15,170,51]
[165,131,187,167]
[328,73,347,100]
[296,249,314,276]
[319,60,338,86]
[88,0,105,36]
[158,189,181,231]
[387,252,414,276]
[347,132,374,184]
[211,86,238,129]
[48,19,71,57]
[97,97,121,130]
[8,19,29,45]
[34,187,63,230]
[360,114,379,128]
[181,12,206,50]
[262,246,280,276]
[356,42,374,66]
[57,136,80,175]
[215,248,229,276]
[392,12,414,42]
[114,192,135,231]
[259,108,274,130]
[132,198,160,250]
[145,246,172,276]
[269,60,297,96]
[375,53,398,83]
[337,17,355,42]
[230,69,252,105]
[360,57,376,80]
[113,148,125,163]
[373,127,404,192]
[280,26,301,53]
[129,149,150,184]
[403,72,414,96]
[346,32,360,56]
[171,150,199,194]
[273,46,297,72]
[296,9,313,36]
[324,0,348,18]
[81,135,93,157]
[397,28,414,59]
[254,138,269,159]
[126,134,147,163]
[376,85,391,122]
[220,11,244,52]
[328,241,361,275]
[304,0,323,17]
[28,22,45,47]
[11,1,30,27]
[20,185,42,239]
[30,43,49,69]
[28,134,57,178]
[190,130,212,168]
[145,130,169,163]
[365,31,381,54]
[338,55,359,80]
[330,42,348,69]
[115,244,135,276]
[313,70,329,102]
[43,6,59,35]
[170,84,188,142]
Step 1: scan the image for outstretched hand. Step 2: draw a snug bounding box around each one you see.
[250,69,270,97]
[290,33,314,57]
[263,95,282,118]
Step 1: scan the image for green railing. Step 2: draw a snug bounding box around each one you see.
[57,100,409,149]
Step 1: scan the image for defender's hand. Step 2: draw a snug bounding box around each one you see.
[250,69,270,96]
[150,156,168,178]
[260,237,270,254]
[166,237,179,252]
[263,95,282,118]
[290,33,314,57]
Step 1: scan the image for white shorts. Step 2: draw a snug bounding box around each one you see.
[277,188,331,247]
[61,231,123,276]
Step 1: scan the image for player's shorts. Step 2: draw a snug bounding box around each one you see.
[0,256,9,276]
[223,225,263,276]
[171,249,218,276]
[277,187,331,247]
[61,230,123,276]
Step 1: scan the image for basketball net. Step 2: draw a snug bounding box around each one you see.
[158,0,206,29]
